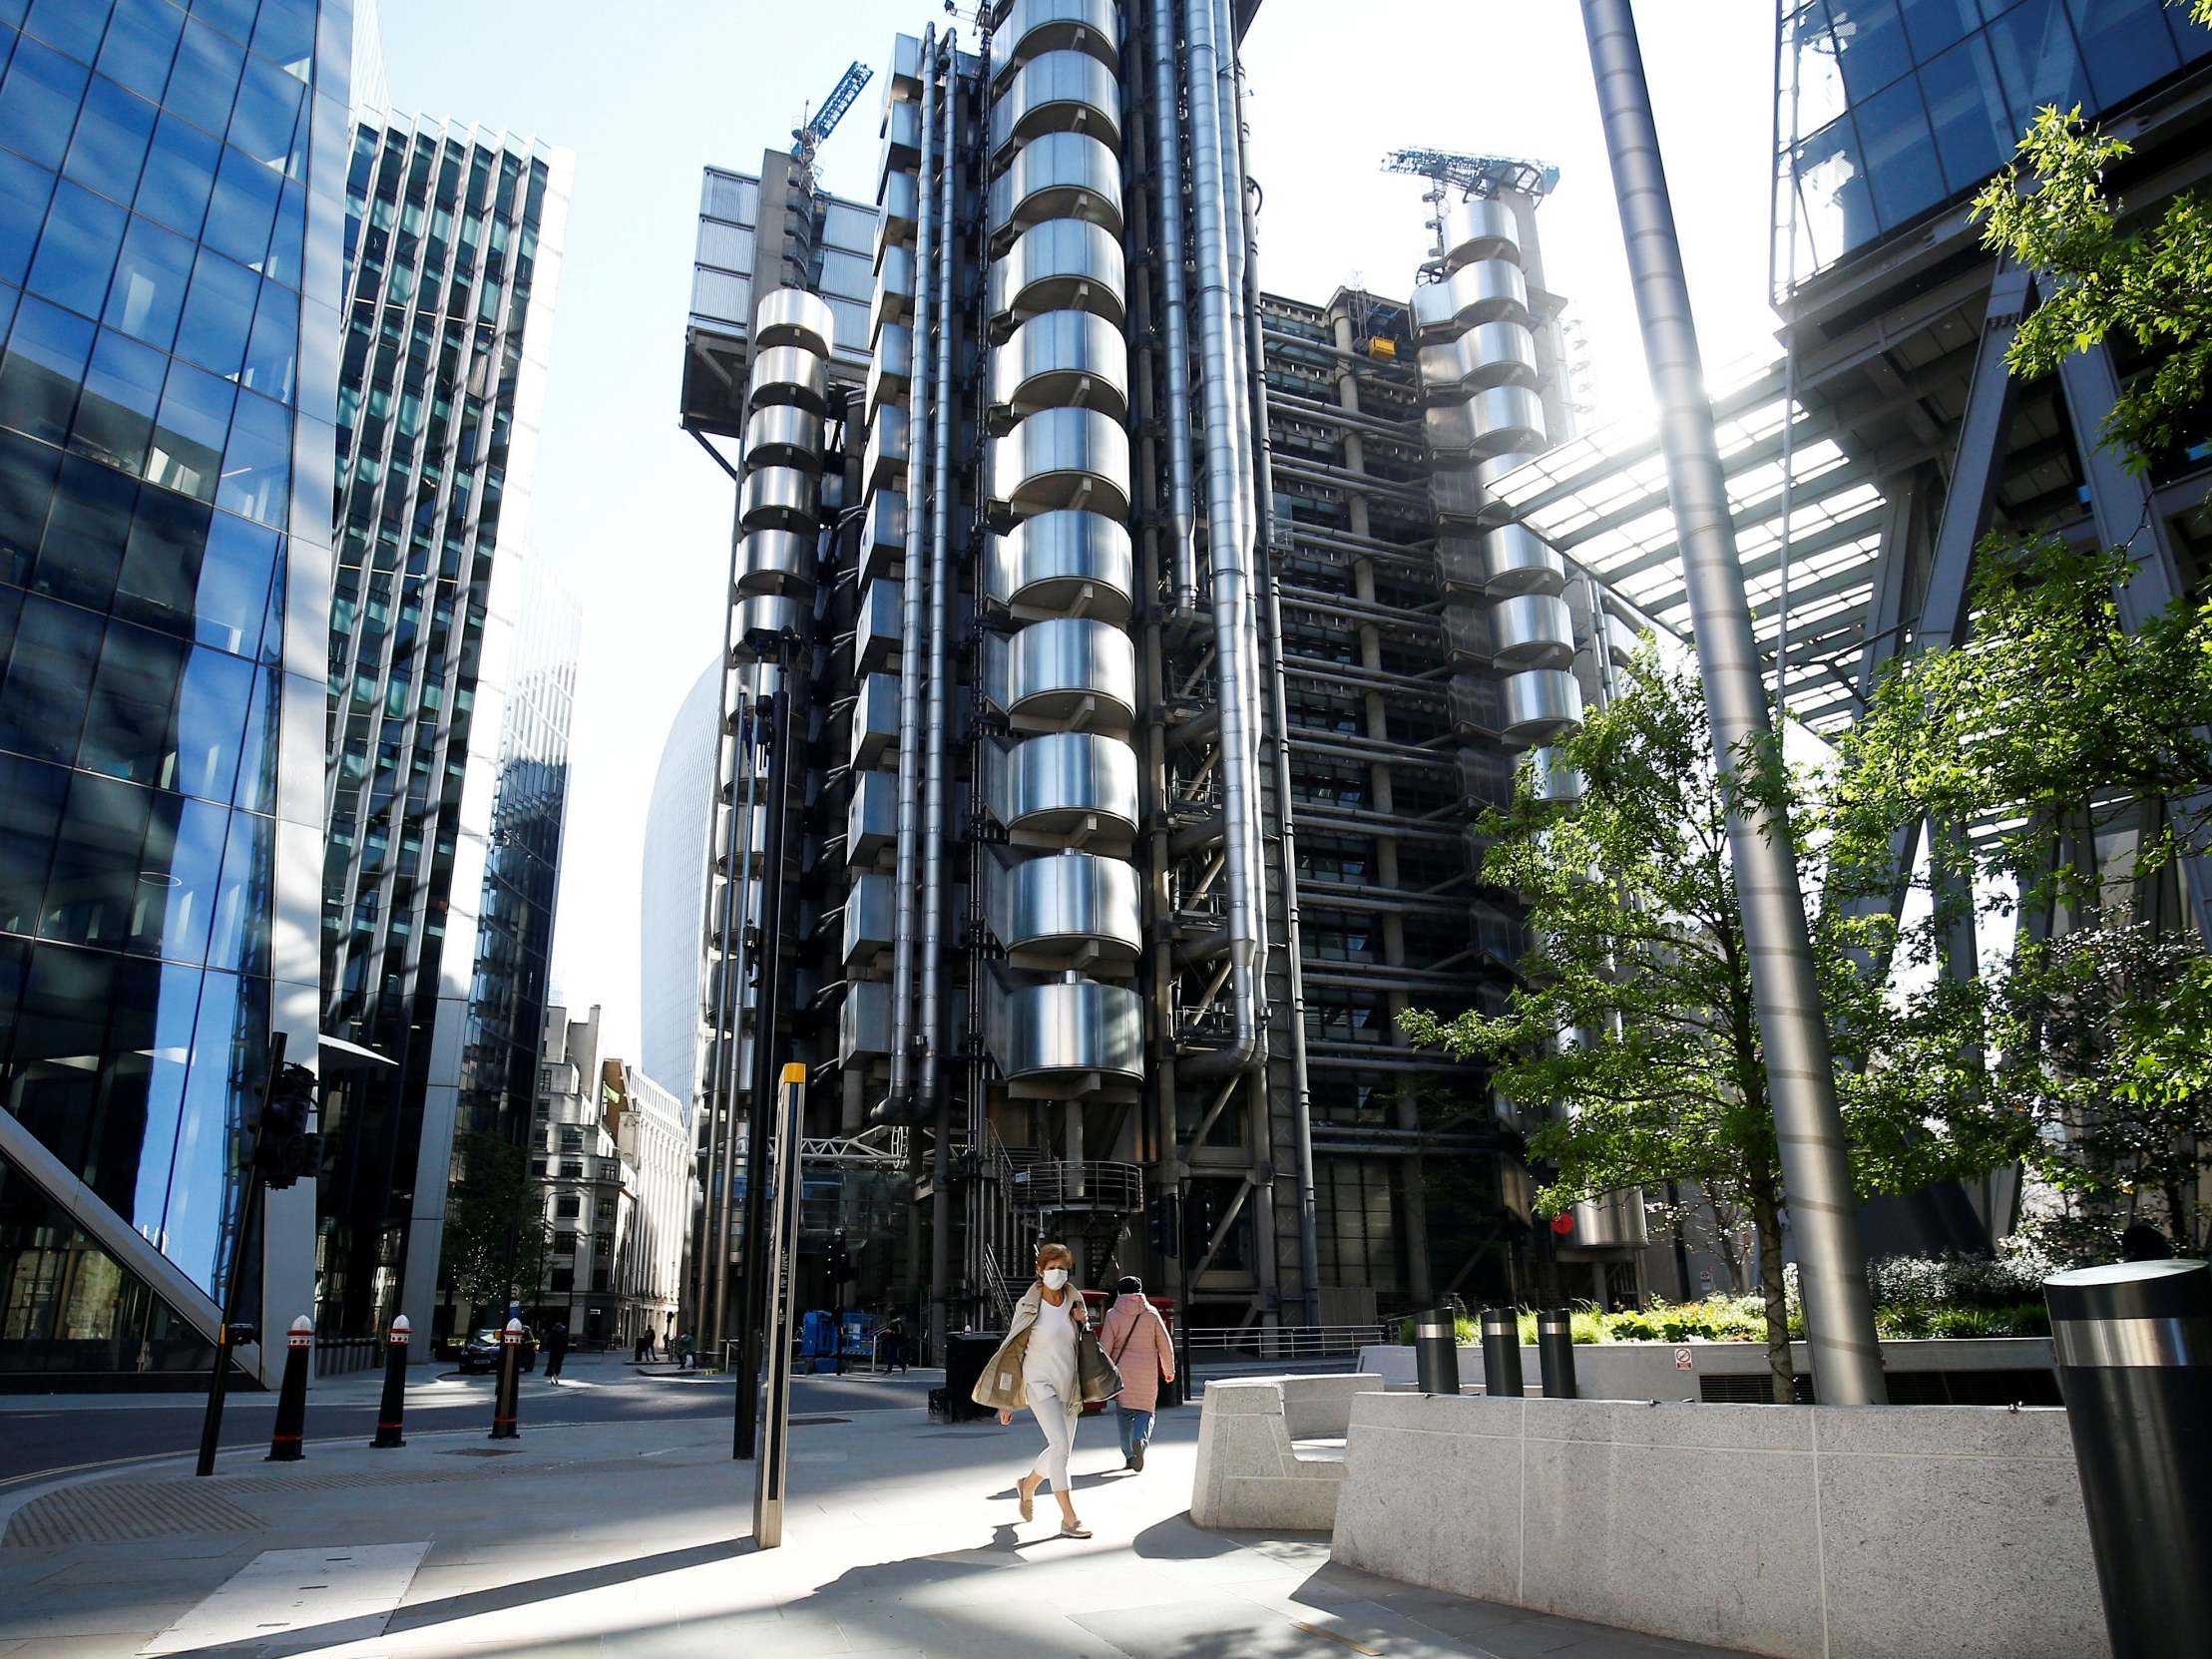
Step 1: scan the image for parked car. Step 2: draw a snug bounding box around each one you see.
[459,1328,537,1374]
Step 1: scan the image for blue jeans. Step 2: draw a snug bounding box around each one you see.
[1116,1405,1154,1458]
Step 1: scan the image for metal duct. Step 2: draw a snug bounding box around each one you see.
[884,23,937,1122]
[1149,0,1197,610]
[1181,0,1261,1068]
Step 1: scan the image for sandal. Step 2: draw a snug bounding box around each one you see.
[1059,1523,1092,1539]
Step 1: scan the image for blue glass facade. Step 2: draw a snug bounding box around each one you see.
[1780,0,2212,279]
[0,0,346,1383]
[316,116,572,1345]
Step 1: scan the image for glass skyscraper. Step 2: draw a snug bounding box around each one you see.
[639,655,716,1124]
[0,0,350,1385]
[314,113,572,1348]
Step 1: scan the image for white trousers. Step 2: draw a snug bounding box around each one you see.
[1026,1382,1081,1492]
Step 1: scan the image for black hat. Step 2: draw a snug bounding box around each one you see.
[1114,1275,1142,1295]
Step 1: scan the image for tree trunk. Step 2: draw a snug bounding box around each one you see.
[1707,1199,1746,1293]
[1749,1181,1795,1405]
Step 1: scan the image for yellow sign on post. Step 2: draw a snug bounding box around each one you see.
[781,1062,806,1085]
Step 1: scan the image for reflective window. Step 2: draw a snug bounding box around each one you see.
[41,768,151,946]
[97,0,187,103]
[135,791,226,961]
[0,292,92,445]
[0,150,57,283]
[134,111,220,236]
[170,640,252,797]
[1830,0,1914,98]
[225,52,300,175]
[0,425,62,584]
[78,618,186,784]
[103,212,192,349]
[1984,0,2088,135]
[174,243,254,374]
[192,0,260,47]
[260,174,299,285]
[112,481,209,634]
[1897,0,1977,56]
[1857,75,1946,229]
[69,325,166,473]
[215,384,284,524]
[2064,0,2180,110]
[249,0,315,79]
[203,141,277,268]
[146,355,232,499]
[0,751,66,935]
[0,34,89,170]
[1920,34,2011,195]
[27,180,127,311]
[163,19,243,138]
[237,276,290,399]
[25,0,115,63]
[62,75,158,206]
[33,454,132,608]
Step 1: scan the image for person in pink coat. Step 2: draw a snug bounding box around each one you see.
[1098,1275,1175,1472]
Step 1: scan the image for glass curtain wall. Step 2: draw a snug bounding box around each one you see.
[0,0,346,1383]
[1777,0,2212,285]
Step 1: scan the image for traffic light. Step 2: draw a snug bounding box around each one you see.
[253,1063,322,1190]
[1148,1192,1179,1259]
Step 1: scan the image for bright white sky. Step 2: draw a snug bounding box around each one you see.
[377,0,1781,1064]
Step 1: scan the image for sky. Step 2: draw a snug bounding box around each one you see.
[374,0,1782,1065]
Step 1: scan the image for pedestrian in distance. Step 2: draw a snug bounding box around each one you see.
[543,1318,570,1385]
[973,1242,1103,1539]
[1098,1275,1174,1472]
[676,1328,695,1371]
[886,1314,909,1373]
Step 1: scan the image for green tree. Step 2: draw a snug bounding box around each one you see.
[1402,657,2020,1401]
[440,1132,555,1327]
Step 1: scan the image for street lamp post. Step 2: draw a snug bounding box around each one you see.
[1579,0,1885,1404]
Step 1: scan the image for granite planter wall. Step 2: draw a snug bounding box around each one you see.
[1330,1392,2106,1659]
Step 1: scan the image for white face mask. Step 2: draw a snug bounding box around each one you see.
[1041,1267,1069,1291]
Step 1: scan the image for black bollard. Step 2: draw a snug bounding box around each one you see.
[2044,1259,2211,1659]
[1480,1307,1524,1398]
[1536,1308,1578,1399]
[1414,1308,1461,1395]
[264,1316,312,1461]
[371,1315,411,1449]
[489,1317,523,1441]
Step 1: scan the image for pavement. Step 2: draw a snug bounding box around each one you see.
[0,1354,1748,1659]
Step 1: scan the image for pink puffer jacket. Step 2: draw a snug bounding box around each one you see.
[1097,1294,1175,1412]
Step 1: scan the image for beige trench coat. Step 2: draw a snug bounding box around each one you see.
[970,1283,1091,1413]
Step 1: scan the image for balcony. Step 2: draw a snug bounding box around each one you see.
[1007,1158,1143,1216]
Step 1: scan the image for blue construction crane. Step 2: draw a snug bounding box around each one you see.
[791,60,874,180]
[1382,148,1559,202]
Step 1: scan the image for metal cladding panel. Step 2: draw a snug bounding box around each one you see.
[988,617,1137,732]
[847,770,899,864]
[987,510,1133,621]
[1475,451,1542,522]
[1524,744,1586,804]
[1450,677,1507,739]
[866,322,914,422]
[864,403,911,493]
[1491,593,1575,669]
[840,978,894,1061]
[739,464,819,532]
[1469,384,1548,457]
[1431,466,1485,523]
[1442,602,1493,662]
[730,595,808,662]
[990,50,1123,158]
[843,871,896,965]
[988,132,1123,240]
[991,310,1129,423]
[734,528,815,598]
[854,577,903,673]
[1446,258,1532,330]
[995,730,1139,835]
[992,0,1122,79]
[1571,1188,1650,1248]
[1425,398,1478,455]
[882,98,923,165]
[1482,524,1565,597]
[1605,613,1643,664]
[871,241,918,334]
[743,404,824,470]
[987,849,1141,963]
[1457,320,1541,392]
[1458,745,1516,810]
[1442,197,1522,271]
[1411,279,1458,339]
[1502,667,1584,743]
[990,406,1130,519]
[1436,535,1487,593]
[877,170,920,248]
[753,287,837,356]
[988,976,1144,1081]
[990,216,1127,327]
[850,671,901,771]
[860,489,908,590]
[748,344,830,414]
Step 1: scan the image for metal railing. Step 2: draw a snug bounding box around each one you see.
[1182,1324,1390,1361]
[1008,1159,1143,1214]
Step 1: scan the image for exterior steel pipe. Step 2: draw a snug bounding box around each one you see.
[883,28,936,1127]
[1146,0,1198,611]
[921,36,958,1354]
[1582,0,1884,1405]
[1181,0,1260,1069]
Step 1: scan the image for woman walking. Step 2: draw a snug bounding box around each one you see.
[1098,1276,1174,1471]
[972,1242,1094,1538]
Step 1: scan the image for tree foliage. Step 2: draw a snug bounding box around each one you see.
[441,1131,555,1324]
[1973,95,2212,473]
[1401,657,2022,1400]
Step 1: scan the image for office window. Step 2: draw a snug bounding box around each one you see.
[1856,75,1945,228]
[63,76,159,206]
[1919,35,2011,196]
[98,0,188,103]
[0,36,90,170]
[28,181,128,311]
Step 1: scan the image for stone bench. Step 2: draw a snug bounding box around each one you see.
[1188,1372,1380,1531]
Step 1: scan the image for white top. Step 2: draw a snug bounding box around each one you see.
[1023,1291,1080,1397]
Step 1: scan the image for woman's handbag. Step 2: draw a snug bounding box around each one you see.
[1076,1322,1124,1404]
